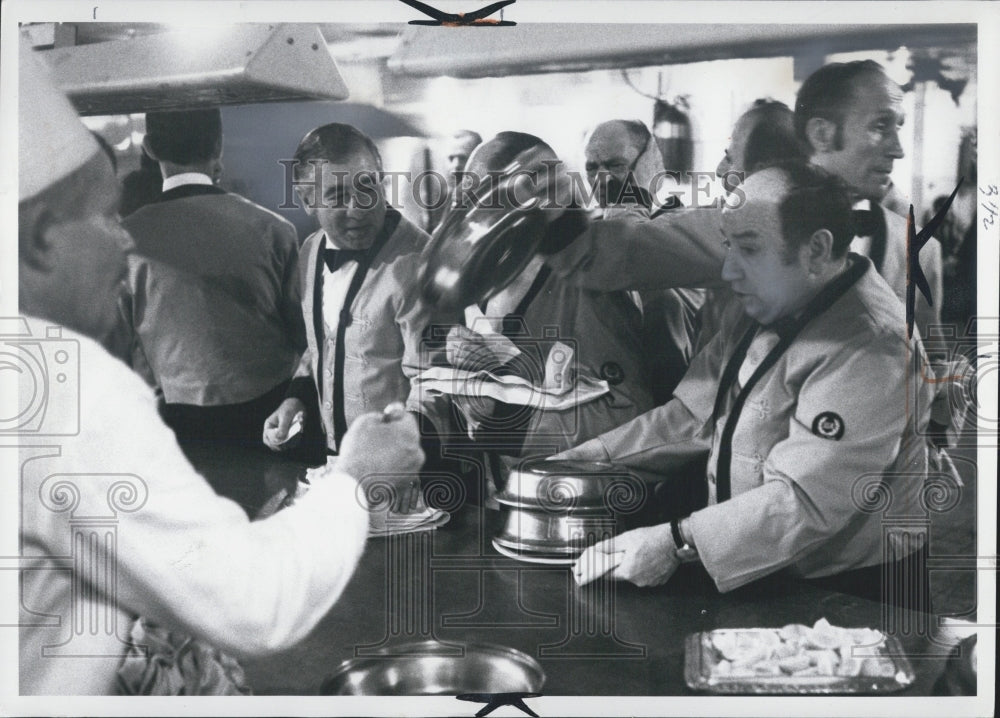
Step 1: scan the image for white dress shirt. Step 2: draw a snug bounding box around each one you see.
[321,236,360,342]
[161,172,214,192]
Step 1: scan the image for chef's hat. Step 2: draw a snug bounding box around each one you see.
[18,35,99,202]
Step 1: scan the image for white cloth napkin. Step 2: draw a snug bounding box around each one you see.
[294,462,450,537]
[412,349,609,411]
[367,496,450,537]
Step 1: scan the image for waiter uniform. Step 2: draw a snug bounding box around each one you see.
[575,255,936,605]
[852,201,942,341]
[120,174,304,443]
[286,209,428,453]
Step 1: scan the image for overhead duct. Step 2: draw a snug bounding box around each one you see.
[37,24,350,115]
[387,23,977,78]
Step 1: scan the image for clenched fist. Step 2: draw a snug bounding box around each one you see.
[336,404,425,481]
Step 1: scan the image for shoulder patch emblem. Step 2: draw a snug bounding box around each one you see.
[812,412,845,440]
[600,361,625,385]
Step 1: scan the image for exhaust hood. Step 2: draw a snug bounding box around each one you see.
[387,23,977,78]
[37,24,350,115]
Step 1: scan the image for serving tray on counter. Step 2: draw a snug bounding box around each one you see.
[684,628,915,694]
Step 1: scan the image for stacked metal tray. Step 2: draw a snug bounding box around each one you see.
[492,459,644,565]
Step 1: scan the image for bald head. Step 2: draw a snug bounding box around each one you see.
[726,163,854,261]
[446,130,483,177]
[717,100,806,194]
[721,163,854,324]
[587,120,648,155]
[585,119,661,208]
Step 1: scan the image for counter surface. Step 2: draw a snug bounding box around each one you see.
[181,442,960,697]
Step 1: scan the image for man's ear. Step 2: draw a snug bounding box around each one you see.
[295,184,316,216]
[804,117,836,154]
[807,228,835,272]
[18,204,56,272]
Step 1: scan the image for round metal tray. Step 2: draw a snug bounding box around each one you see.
[494,490,614,513]
[494,501,619,554]
[320,641,545,696]
[492,531,585,557]
[492,537,577,565]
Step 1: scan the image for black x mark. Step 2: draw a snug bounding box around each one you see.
[399,0,517,26]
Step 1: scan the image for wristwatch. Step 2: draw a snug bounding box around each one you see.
[670,517,699,563]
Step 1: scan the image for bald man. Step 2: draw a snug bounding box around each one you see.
[697,99,808,352]
[584,119,702,404]
[585,119,672,214]
[428,130,483,231]
[563,162,935,613]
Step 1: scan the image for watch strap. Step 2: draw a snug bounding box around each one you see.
[670,517,686,549]
[671,516,699,563]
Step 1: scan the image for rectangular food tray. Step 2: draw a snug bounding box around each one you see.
[684,629,915,694]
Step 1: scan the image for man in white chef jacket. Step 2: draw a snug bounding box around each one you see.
[564,161,937,613]
[14,39,424,695]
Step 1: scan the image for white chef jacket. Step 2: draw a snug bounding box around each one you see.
[578,256,936,591]
[16,316,369,694]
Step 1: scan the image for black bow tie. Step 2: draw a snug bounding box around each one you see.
[851,208,880,237]
[324,248,367,273]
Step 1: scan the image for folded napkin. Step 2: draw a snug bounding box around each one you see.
[412,346,609,411]
[367,495,450,537]
[299,461,450,537]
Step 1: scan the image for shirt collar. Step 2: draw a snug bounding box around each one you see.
[161,172,214,192]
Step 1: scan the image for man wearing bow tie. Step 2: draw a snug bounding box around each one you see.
[263,123,430,456]
[795,60,942,342]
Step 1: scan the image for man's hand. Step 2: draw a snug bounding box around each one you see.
[573,524,680,587]
[336,404,425,482]
[262,398,306,451]
[446,325,507,372]
[549,437,609,462]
